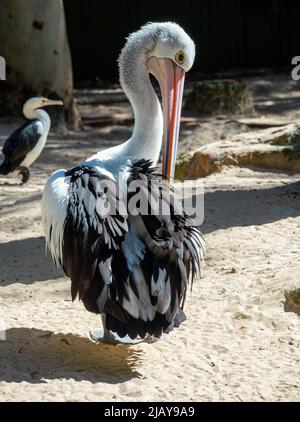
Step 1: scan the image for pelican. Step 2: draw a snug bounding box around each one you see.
[0,97,63,183]
[42,22,204,343]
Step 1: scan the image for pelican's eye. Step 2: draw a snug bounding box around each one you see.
[175,50,185,65]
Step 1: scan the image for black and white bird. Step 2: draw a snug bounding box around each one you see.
[0,97,63,183]
[42,22,204,343]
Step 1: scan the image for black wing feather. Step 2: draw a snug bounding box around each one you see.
[1,119,42,171]
[61,166,128,305]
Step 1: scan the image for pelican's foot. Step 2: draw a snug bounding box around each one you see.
[89,330,164,345]
[89,329,124,345]
[18,166,30,184]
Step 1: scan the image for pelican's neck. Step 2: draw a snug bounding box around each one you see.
[119,53,163,165]
[23,107,51,134]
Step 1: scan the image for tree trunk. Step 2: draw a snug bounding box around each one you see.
[0,0,79,129]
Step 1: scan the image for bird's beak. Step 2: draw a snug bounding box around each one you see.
[148,57,185,183]
[43,98,64,107]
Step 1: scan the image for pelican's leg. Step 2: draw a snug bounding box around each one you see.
[89,315,124,345]
[89,315,164,345]
[18,166,30,184]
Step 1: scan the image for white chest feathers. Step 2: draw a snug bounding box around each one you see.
[21,113,51,167]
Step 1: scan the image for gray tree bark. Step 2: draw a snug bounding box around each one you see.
[0,0,79,128]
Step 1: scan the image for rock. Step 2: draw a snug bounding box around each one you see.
[284,289,300,315]
[221,121,250,139]
[185,79,254,115]
[176,123,300,179]
[232,312,251,320]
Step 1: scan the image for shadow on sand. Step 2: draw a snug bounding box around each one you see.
[0,327,143,384]
[0,236,63,286]
[202,180,300,234]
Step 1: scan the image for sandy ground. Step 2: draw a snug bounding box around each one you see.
[0,73,300,401]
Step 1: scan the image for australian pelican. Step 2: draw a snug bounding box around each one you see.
[0,97,63,183]
[42,22,204,343]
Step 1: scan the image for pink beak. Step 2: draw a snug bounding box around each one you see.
[148,57,186,183]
